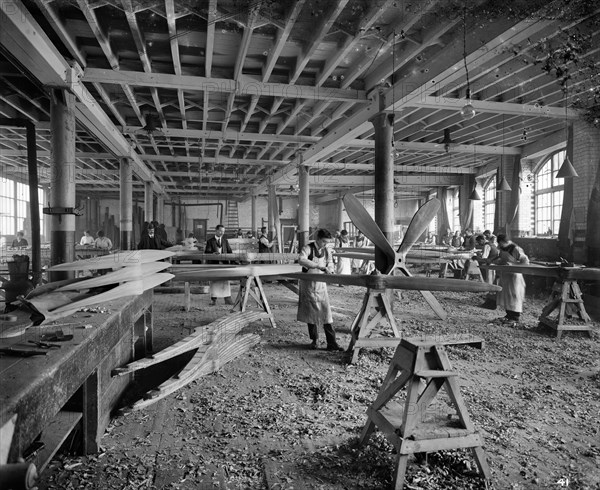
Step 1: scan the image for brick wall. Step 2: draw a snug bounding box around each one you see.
[572,120,600,262]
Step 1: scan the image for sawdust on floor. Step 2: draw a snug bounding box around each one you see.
[38,278,600,489]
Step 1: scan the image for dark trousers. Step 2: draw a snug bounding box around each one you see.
[506,310,520,321]
[307,323,337,346]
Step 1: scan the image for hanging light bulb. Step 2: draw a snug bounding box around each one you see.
[460,9,476,120]
[461,89,476,120]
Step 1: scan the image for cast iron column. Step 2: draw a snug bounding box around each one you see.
[120,158,133,250]
[298,165,309,249]
[372,111,395,273]
[50,89,76,280]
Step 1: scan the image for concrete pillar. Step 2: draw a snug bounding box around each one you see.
[49,89,76,280]
[298,165,310,248]
[120,158,133,250]
[251,194,257,236]
[372,111,395,273]
[144,182,153,223]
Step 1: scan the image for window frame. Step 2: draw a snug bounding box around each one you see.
[534,150,565,237]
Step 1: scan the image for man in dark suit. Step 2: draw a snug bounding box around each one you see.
[204,224,234,305]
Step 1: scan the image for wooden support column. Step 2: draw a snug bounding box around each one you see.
[156,195,165,224]
[251,194,257,236]
[144,182,153,223]
[49,89,76,280]
[267,185,274,240]
[337,195,344,231]
[372,110,395,273]
[298,165,310,249]
[120,158,133,250]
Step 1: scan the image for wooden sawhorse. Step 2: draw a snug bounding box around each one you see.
[539,277,592,339]
[346,288,400,364]
[231,275,276,328]
[359,335,490,489]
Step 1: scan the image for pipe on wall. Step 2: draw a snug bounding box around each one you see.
[164,202,223,222]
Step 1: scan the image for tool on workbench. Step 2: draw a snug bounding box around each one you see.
[27,340,61,349]
[0,348,48,357]
[40,330,73,342]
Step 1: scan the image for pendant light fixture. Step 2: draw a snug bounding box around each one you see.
[497,115,512,191]
[556,81,579,178]
[469,141,481,200]
[460,7,476,120]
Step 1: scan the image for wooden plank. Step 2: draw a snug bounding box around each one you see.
[280,273,501,292]
[34,411,82,472]
[47,250,175,272]
[48,274,174,317]
[55,262,171,291]
[112,311,269,376]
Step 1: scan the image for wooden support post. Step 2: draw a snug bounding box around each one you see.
[298,164,310,249]
[372,104,395,274]
[49,89,76,281]
[144,182,153,223]
[81,370,99,455]
[120,158,133,250]
[251,194,257,237]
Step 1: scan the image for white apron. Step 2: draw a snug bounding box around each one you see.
[209,280,231,298]
[209,244,231,297]
[497,272,526,312]
[335,239,351,275]
[297,250,333,325]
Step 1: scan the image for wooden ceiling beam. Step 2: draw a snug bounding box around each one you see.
[83,69,368,104]
[262,0,306,83]
[76,0,119,69]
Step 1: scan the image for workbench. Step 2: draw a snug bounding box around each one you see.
[0,290,153,470]
[483,264,598,338]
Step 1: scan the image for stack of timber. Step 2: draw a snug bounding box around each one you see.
[113,311,269,410]
[2,251,174,334]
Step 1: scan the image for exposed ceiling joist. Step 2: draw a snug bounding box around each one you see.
[0,1,163,193]
[411,96,579,119]
[83,69,368,103]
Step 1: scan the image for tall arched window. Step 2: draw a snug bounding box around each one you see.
[483,178,496,232]
[535,150,565,236]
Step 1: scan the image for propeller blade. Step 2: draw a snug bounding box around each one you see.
[281,273,501,293]
[397,198,441,257]
[343,193,396,266]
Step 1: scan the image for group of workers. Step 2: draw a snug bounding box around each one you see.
[79,229,112,250]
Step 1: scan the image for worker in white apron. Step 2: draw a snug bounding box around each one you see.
[297,229,343,351]
[204,224,233,306]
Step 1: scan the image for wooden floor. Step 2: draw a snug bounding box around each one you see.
[36,280,600,489]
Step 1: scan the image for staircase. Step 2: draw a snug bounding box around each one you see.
[225,200,239,231]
